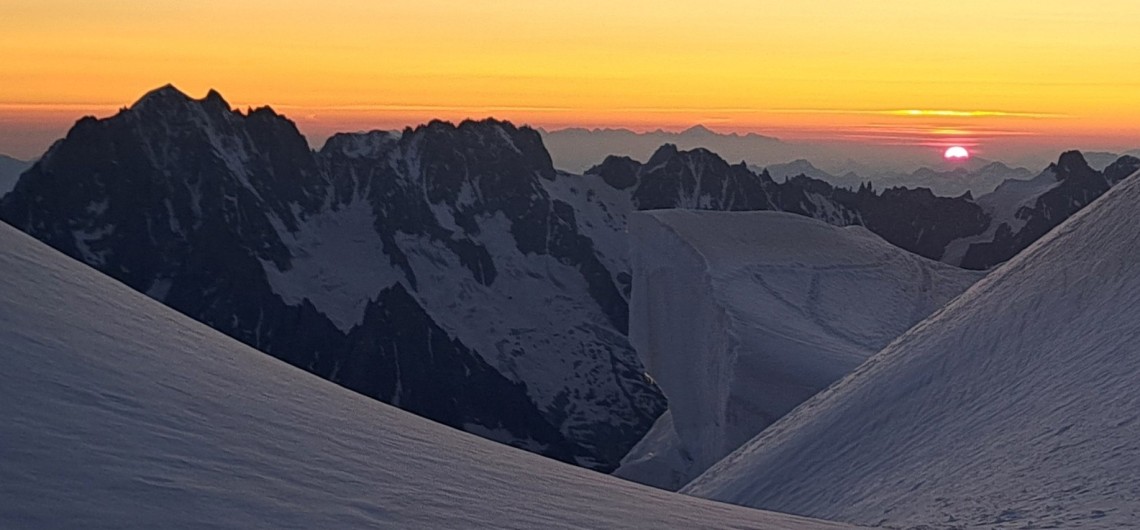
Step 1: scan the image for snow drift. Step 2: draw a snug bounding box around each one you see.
[617,210,981,490]
[0,220,851,529]
[684,169,1140,528]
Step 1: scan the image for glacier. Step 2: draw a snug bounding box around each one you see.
[616,210,981,489]
[0,220,853,529]
[684,168,1140,528]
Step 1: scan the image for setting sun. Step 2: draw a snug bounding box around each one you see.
[944,146,971,160]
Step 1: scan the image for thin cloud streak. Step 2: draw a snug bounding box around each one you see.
[0,101,1070,121]
[762,108,1069,119]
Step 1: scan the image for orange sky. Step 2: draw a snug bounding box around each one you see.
[1,0,1138,160]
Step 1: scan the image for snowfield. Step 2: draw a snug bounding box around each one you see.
[684,169,1140,528]
[0,221,851,529]
[617,210,981,490]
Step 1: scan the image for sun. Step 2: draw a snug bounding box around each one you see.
[944,146,970,160]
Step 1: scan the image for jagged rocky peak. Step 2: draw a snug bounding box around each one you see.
[123,86,306,157]
[979,160,1016,172]
[1,85,327,281]
[780,159,823,173]
[1105,155,1140,184]
[1051,150,1096,181]
[321,130,401,159]
[384,118,561,223]
[112,85,304,145]
[585,155,642,190]
[647,144,723,171]
[129,84,238,118]
[646,143,752,174]
[410,118,556,178]
[633,144,772,211]
[681,124,716,136]
[785,173,840,194]
[646,143,680,166]
[131,83,195,108]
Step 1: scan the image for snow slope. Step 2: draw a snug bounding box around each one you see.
[617,211,981,490]
[0,221,852,530]
[684,169,1140,528]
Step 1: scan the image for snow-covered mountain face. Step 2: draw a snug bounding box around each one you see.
[0,221,855,530]
[685,169,1140,529]
[942,151,1140,270]
[0,86,662,471]
[0,154,31,195]
[616,211,982,490]
[314,121,663,468]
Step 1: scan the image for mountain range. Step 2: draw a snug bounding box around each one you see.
[540,125,1136,179]
[762,157,1035,197]
[3,85,1135,471]
[540,125,781,173]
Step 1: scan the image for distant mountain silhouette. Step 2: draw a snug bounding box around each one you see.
[762,159,1034,197]
[540,126,1071,178]
[0,154,30,195]
[540,126,781,173]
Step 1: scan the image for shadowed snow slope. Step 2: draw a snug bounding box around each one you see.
[684,169,1140,528]
[617,211,981,490]
[0,221,851,530]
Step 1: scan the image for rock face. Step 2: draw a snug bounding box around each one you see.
[615,211,981,490]
[684,170,1140,529]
